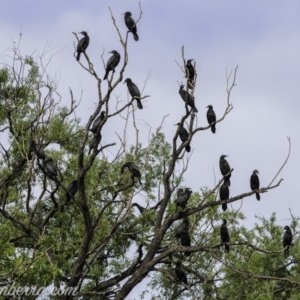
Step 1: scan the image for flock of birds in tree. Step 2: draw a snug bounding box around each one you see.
[71,10,294,287]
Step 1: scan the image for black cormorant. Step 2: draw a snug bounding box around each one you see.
[103,50,121,80]
[179,84,198,113]
[283,225,293,258]
[124,78,143,109]
[206,105,216,134]
[76,31,89,61]
[220,219,230,253]
[219,155,231,186]
[124,12,139,41]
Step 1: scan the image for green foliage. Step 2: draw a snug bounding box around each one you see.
[0,40,298,300]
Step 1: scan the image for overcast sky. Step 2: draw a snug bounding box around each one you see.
[1,0,300,298]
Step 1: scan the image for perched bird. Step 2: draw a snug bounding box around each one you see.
[66,180,78,202]
[283,225,293,258]
[44,157,58,180]
[103,50,121,80]
[90,111,106,133]
[185,59,195,89]
[30,140,46,160]
[219,181,230,211]
[219,155,231,186]
[179,85,198,113]
[250,170,260,201]
[206,105,216,134]
[174,188,192,209]
[88,133,102,154]
[175,261,187,285]
[180,230,191,256]
[175,123,191,152]
[175,218,190,239]
[76,31,89,61]
[124,78,143,109]
[121,162,142,185]
[124,12,139,41]
[220,219,230,253]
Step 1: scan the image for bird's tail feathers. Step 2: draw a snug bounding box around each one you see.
[284,247,290,258]
[211,125,216,134]
[133,33,139,41]
[225,244,230,253]
[136,99,143,109]
[185,144,191,152]
[222,203,227,211]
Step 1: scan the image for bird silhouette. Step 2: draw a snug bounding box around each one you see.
[174,188,192,209]
[124,78,143,109]
[66,180,78,203]
[219,155,231,186]
[179,84,198,112]
[44,157,58,180]
[88,132,102,154]
[219,181,230,211]
[90,111,106,133]
[185,59,195,89]
[250,169,260,200]
[206,105,216,134]
[175,123,191,152]
[121,162,142,185]
[220,219,230,253]
[124,12,139,41]
[103,50,121,80]
[175,218,190,239]
[283,225,293,258]
[175,261,188,285]
[76,31,89,61]
[30,140,46,160]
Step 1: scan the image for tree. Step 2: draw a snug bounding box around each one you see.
[0,7,298,300]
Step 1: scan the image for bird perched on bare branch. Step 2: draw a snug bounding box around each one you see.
[76,31,89,61]
[174,188,192,209]
[90,111,106,134]
[175,261,188,285]
[185,59,195,89]
[124,78,143,109]
[250,169,260,200]
[124,12,139,41]
[179,84,198,113]
[219,181,229,211]
[283,225,293,258]
[220,219,230,253]
[103,50,121,80]
[219,155,231,186]
[175,123,191,152]
[121,162,142,185]
[206,105,216,134]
